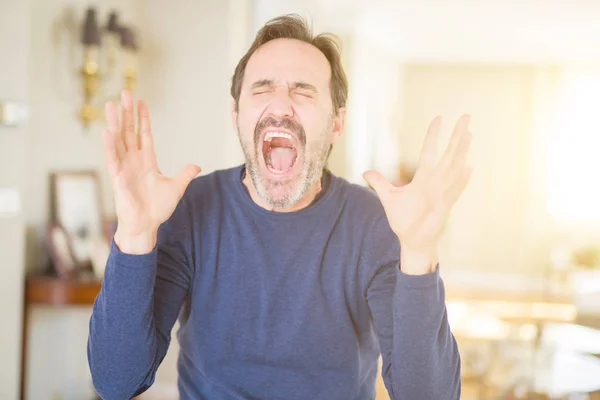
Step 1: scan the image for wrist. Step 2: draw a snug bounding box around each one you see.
[114,227,158,255]
[399,243,438,275]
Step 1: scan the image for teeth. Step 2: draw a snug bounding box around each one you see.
[264,131,293,142]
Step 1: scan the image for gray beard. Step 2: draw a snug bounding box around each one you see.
[239,135,331,210]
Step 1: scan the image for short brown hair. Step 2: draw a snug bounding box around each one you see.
[230,14,348,113]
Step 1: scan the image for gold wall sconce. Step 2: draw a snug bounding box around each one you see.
[79,7,139,128]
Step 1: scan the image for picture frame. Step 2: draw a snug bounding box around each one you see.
[50,170,104,270]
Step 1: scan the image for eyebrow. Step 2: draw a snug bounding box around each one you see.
[250,79,318,93]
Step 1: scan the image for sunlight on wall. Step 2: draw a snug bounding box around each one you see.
[547,74,600,222]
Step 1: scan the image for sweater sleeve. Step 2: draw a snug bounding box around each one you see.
[87,201,195,400]
[365,217,461,400]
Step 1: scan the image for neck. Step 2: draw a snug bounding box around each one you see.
[242,171,323,213]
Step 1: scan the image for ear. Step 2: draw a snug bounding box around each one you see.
[231,100,239,136]
[331,107,346,145]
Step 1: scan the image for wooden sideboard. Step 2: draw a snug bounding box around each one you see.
[20,274,102,400]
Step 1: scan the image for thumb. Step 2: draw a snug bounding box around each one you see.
[362,170,392,198]
[173,164,201,193]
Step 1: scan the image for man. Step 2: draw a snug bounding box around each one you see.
[88,14,471,400]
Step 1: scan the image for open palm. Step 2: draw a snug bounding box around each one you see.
[102,91,201,238]
[364,115,472,254]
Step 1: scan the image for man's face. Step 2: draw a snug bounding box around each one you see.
[233,38,345,209]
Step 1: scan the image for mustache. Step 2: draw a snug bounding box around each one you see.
[254,117,306,147]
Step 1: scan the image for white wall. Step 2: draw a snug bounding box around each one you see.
[0,1,29,397]
[344,38,402,183]
[398,65,564,273]
[355,0,600,64]
[135,0,248,181]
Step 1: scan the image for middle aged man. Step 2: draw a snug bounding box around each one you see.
[88,14,471,400]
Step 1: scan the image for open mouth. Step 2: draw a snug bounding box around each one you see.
[262,131,299,174]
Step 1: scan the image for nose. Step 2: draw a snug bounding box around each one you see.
[266,87,294,119]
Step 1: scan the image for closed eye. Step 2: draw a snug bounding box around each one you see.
[253,89,272,95]
[291,82,317,99]
[293,90,314,98]
[250,79,275,95]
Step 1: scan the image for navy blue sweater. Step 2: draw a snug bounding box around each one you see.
[88,165,460,400]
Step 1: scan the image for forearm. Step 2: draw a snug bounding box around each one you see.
[388,268,461,400]
[88,241,162,400]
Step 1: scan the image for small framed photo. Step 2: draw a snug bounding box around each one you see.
[45,223,78,278]
[50,170,104,269]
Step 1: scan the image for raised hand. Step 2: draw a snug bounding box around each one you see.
[103,91,201,254]
[363,115,472,272]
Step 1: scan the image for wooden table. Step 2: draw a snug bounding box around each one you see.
[20,274,102,400]
[445,286,582,398]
